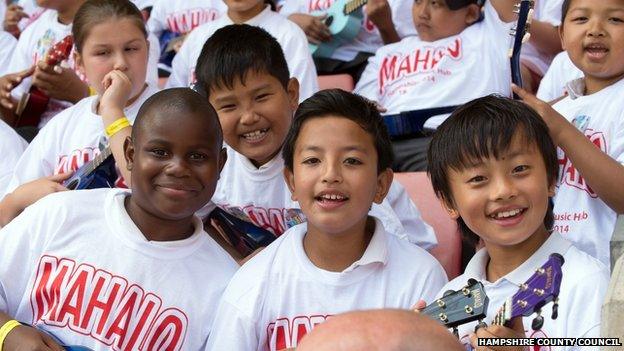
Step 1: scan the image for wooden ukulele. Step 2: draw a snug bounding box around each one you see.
[14,35,74,127]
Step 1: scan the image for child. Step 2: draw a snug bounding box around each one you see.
[0,0,159,226]
[354,0,518,172]
[427,95,608,350]
[279,0,415,82]
[166,0,319,102]
[206,89,447,351]
[0,119,27,195]
[0,0,159,128]
[513,0,624,269]
[0,88,238,349]
[195,24,437,255]
[146,0,227,75]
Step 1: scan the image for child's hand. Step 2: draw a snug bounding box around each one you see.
[366,0,393,29]
[469,317,527,351]
[32,61,88,103]
[2,324,64,351]
[512,84,569,143]
[11,173,72,210]
[287,13,331,44]
[3,4,28,36]
[411,299,427,313]
[99,70,133,121]
[0,67,34,110]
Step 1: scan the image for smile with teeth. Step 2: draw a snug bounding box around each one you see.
[490,208,525,219]
[242,128,269,141]
[316,194,348,201]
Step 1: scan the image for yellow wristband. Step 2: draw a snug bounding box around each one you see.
[105,117,130,138]
[0,320,22,350]
[88,86,97,96]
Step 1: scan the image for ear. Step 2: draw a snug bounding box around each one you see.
[283,167,298,201]
[286,78,300,111]
[74,51,85,78]
[123,136,134,171]
[558,25,567,51]
[373,168,394,204]
[441,197,460,219]
[217,147,228,178]
[464,4,481,25]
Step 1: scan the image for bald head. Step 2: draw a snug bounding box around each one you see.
[132,87,223,146]
[296,309,463,351]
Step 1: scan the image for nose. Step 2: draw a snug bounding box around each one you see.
[113,52,128,71]
[164,156,190,177]
[239,106,260,125]
[587,18,606,38]
[414,1,430,19]
[321,161,343,184]
[490,175,517,201]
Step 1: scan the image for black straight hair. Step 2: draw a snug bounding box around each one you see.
[427,95,559,246]
[195,24,289,98]
[282,89,393,174]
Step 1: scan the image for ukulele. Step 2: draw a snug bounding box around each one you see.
[14,35,74,127]
[209,207,276,257]
[62,146,118,190]
[509,0,534,98]
[309,0,368,58]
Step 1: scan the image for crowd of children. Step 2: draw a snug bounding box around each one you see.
[0,0,622,349]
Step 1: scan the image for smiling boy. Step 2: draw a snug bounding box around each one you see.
[205,89,446,351]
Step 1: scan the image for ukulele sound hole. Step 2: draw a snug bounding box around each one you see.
[325,15,334,26]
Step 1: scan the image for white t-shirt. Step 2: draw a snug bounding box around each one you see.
[438,233,608,351]
[0,120,28,196]
[278,0,416,62]
[520,0,563,76]
[205,218,447,351]
[0,188,238,350]
[551,77,624,267]
[0,31,17,76]
[7,10,159,127]
[2,84,159,198]
[536,51,583,102]
[354,1,513,129]
[147,0,227,38]
[166,5,318,102]
[209,147,437,249]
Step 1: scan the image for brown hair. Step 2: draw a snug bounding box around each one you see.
[72,0,146,53]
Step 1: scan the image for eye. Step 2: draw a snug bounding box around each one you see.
[571,16,588,23]
[302,157,320,165]
[609,17,624,23]
[513,165,530,173]
[255,93,272,101]
[219,104,236,112]
[344,157,363,165]
[125,46,139,52]
[95,50,109,56]
[189,152,207,161]
[467,175,486,184]
[149,148,168,157]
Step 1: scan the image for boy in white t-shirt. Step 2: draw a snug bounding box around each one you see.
[0,88,238,349]
[513,0,624,268]
[166,0,318,102]
[279,0,415,82]
[205,89,447,351]
[427,95,608,350]
[194,24,437,261]
[354,0,518,172]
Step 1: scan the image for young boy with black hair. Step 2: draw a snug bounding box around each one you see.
[354,0,519,172]
[0,88,238,350]
[206,89,447,351]
[513,0,624,269]
[195,24,437,256]
[428,95,608,350]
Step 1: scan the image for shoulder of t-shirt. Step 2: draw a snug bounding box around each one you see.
[30,188,111,220]
[36,96,93,135]
[385,230,440,266]
[561,244,609,285]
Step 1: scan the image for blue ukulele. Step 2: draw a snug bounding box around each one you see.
[310,0,368,58]
[509,0,534,98]
[62,146,117,190]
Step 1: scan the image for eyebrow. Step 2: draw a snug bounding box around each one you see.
[90,38,144,47]
[212,83,273,104]
[299,145,368,153]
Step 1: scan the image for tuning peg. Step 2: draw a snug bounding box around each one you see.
[467,278,478,285]
[443,289,454,297]
[475,319,487,332]
[522,33,531,43]
[513,3,520,13]
[532,310,544,330]
[552,298,559,319]
[452,327,459,338]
